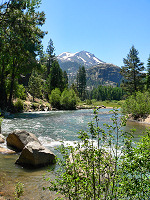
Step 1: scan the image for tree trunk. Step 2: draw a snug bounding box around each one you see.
[8,60,16,110]
[0,59,7,110]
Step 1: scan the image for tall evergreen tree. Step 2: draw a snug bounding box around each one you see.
[146,55,150,90]
[48,60,64,93]
[28,70,42,102]
[76,66,86,100]
[46,38,56,77]
[63,70,68,89]
[120,45,145,95]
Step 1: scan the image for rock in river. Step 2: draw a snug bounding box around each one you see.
[6,130,56,168]
[15,141,56,167]
[6,130,41,152]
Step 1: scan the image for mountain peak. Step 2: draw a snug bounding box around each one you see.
[57,50,105,67]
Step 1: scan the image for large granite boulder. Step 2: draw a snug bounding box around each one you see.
[6,130,41,152]
[15,141,56,167]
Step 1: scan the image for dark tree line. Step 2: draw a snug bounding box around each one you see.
[90,85,124,101]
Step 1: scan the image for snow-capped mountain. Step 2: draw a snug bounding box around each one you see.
[57,50,122,87]
[57,50,105,67]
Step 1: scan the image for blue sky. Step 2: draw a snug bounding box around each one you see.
[39,0,150,68]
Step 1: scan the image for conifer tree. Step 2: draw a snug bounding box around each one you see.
[46,39,56,77]
[28,70,42,102]
[63,70,68,89]
[48,60,64,93]
[76,66,86,100]
[146,55,150,90]
[120,45,145,95]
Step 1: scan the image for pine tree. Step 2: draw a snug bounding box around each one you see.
[48,60,64,93]
[146,55,150,90]
[120,45,145,95]
[63,70,68,89]
[28,70,42,102]
[46,39,56,77]
[76,66,86,100]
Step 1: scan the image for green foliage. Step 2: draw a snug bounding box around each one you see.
[44,109,149,199]
[46,38,56,77]
[14,84,27,100]
[49,88,61,109]
[48,61,64,93]
[63,70,68,89]
[60,89,77,110]
[28,70,43,101]
[120,45,145,95]
[90,85,124,101]
[119,132,150,199]
[86,99,92,105]
[49,88,77,110]
[13,99,24,113]
[14,181,24,200]
[77,66,86,100]
[121,91,150,118]
[0,0,46,109]
[146,55,150,90]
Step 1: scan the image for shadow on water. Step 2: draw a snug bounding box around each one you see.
[5,110,77,119]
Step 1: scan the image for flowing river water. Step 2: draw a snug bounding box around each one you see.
[0,109,149,199]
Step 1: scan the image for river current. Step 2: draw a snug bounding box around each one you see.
[0,109,149,199]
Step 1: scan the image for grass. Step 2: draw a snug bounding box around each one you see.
[78,100,125,108]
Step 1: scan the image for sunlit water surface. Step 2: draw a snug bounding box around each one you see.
[0,109,149,199]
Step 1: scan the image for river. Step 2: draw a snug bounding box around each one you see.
[0,109,149,199]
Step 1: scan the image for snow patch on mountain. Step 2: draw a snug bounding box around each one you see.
[57,50,105,68]
[58,52,76,61]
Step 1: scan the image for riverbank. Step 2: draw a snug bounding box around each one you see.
[128,114,150,125]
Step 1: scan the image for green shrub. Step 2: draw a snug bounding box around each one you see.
[15,84,27,100]
[60,89,77,110]
[14,99,24,112]
[122,91,150,118]
[49,88,61,109]
[86,99,92,105]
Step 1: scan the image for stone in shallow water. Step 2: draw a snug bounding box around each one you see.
[15,141,56,168]
[6,130,41,152]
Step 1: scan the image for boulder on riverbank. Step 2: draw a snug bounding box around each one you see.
[6,130,56,168]
[6,130,41,152]
[15,141,56,167]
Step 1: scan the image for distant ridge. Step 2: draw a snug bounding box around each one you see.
[86,63,122,88]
